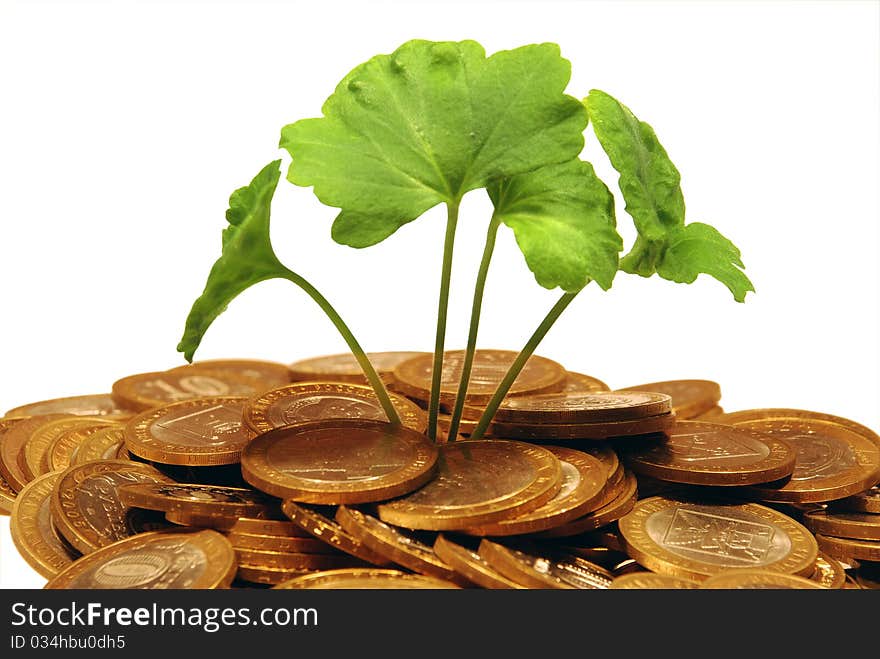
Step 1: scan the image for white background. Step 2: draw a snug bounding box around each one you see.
[0,0,878,588]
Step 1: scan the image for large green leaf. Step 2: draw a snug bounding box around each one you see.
[177,160,288,361]
[585,89,753,301]
[280,40,587,247]
[488,160,622,292]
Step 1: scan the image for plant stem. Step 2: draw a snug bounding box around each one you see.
[446,214,501,441]
[280,268,401,425]
[469,290,581,440]
[427,202,460,442]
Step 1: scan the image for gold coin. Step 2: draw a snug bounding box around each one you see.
[51,460,173,554]
[47,420,123,472]
[578,443,620,480]
[111,369,267,412]
[236,565,313,585]
[700,569,824,589]
[0,415,66,491]
[617,380,721,419]
[486,413,676,440]
[726,414,880,503]
[0,474,15,514]
[241,419,438,504]
[480,391,672,425]
[811,552,846,589]
[72,427,127,465]
[289,351,429,383]
[117,483,278,518]
[376,440,562,531]
[477,540,613,589]
[124,396,256,466]
[281,501,390,565]
[243,381,426,434]
[432,535,524,589]
[609,573,700,589]
[6,394,133,419]
[559,371,610,394]
[170,359,292,387]
[618,496,818,580]
[720,407,880,442]
[803,509,880,541]
[815,534,880,562]
[832,485,880,514]
[462,446,608,536]
[391,349,566,406]
[24,417,118,480]
[694,406,725,420]
[272,568,461,589]
[226,532,333,554]
[165,512,308,536]
[536,470,638,538]
[10,472,80,577]
[619,420,796,486]
[335,506,470,586]
[235,548,363,571]
[45,529,236,589]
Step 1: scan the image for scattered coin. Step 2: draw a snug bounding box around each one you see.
[23,417,118,481]
[832,485,880,514]
[1,415,66,491]
[486,413,676,440]
[478,540,613,589]
[236,565,312,585]
[432,535,524,589]
[226,532,331,554]
[377,440,562,530]
[118,483,278,518]
[694,406,725,420]
[700,569,824,589]
[47,420,124,472]
[5,394,133,419]
[44,529,237,589]
[72,427,128,465]
[289,351,429,384]
[243,381,426,434]
[242,419,438,504]
[811,552,846,589]
[281,501,390,566]
[272,568,461,589]
[559,372,610,394]
[617,380,721,419]
[610,572,700,589]
[803,509,880,541]
[476,391,672,425]
[234,547,363,571]
[170,359,292,387]
[536,471,638,538]
[111,369,267,412]
[165,512,306,535]
[815,534,880,562]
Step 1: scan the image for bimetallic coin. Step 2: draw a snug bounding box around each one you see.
[111,369,266,412]
[803,509,880,541]
[377,440,562,531]
[700,569,824,589]
[117,483,278,518]
[73,427,127,465]
[559,372,610,394]
[478,540,613,589]
[432,535,524,589]
[833,486,880,514]
[165,512,307,537]
[335,506,469,586]
[728,415,880,503]
[811,553,846,589]
[272,568,460,589]
[617,380,721,419]
[235,548,364,571]
[226,532,332,554]
[281,501,390,566]
[694,406,725,420]
[462,446,608,536]
[486,413,676,441]
[620,421,796,486]
[720,408,880,444]
[125,396,256,466]
[536,471,638,538]
[0,473,15,514]
[391,350,566,406]
[288,352,429,384]
[815,534,880,562]
[47,420,123,472]
[23,417,117,480]
[45,530,236,589]
[610,573,700,589]
[243,382,426,434]
[10,472,80,577]
[1,415,66,491]
[51,460,173,554]
[242,419,438,504]
[479,391,672,424]
[170,359,292,387]
[6,394,132,419]
[618,496,818,580]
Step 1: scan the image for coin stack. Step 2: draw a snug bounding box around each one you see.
[2,351,879,590]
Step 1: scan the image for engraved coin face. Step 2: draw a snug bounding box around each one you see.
[1,415,66,491]
[272,568,460,589]
[478,540,613,589]
[73,427,127,465]
[5,393,132,419]
[620,421,796,486]
[432,535,524,589]
[616,380,721,419]
[242,420,438,504]
[125,396,256,466]
[700,569,824,589]
[376,440,562,530]
[111,369,265,412]
[491,391,671,424]
[117,483,277,518]
[610,573,700,589]
[392,350,566,404]
[618,496,818,580]
[537,471,638,538]
[170,359,291,388]
[24,417,118,480]
[243,382,426,434]
[288,351,429,383]
[559,372,610,394]
[45,530,236,589]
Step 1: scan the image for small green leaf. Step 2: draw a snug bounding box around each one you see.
[488,160,622,291]
[280,40,587,247]
[586,89,753,301]
[177,160,288,361]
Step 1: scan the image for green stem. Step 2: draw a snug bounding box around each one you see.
[427,202,460,442]
[280,268,401,425]
[470,290,580,440]
[446,214,501,441]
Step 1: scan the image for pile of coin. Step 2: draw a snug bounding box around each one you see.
[2,351,879,590]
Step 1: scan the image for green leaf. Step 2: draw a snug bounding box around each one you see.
[585,89,753,301]
[488,160,622,291]
[177,160,288,361]
[280,40,587,247]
